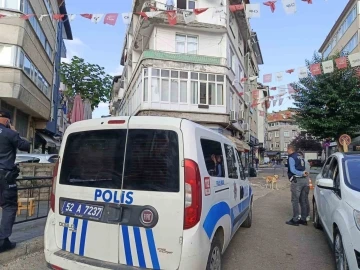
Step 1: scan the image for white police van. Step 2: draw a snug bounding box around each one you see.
[44,116,253,270]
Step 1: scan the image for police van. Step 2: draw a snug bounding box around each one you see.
[44,116,253,270]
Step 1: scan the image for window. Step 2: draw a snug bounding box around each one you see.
[0,44,16,66]
[321,157,333,178]
[224,144,238,179]
[284,142,289,150]
[275,131,279,138]
[175,34,198,54]
[0,0,21,10]
[177,0,196,10]
[229,47,236,72]
[191,80,198,104]
[200,139,225,177]
[180,80,187,102]
[344,159,360,191]
[151,69,160,102]
[341,32,358,55]
[268,132,272,139]
[292,130,297,138]
[336,6,357,42]
[284,131,290,137]
[143,69,148,101]
[323,44,332,59]
[235,150,245,180]
[208,82,216,105]
[15,109,29,138]
[275,142,280,148]
[229,91,234,111]
[60,129,180,192]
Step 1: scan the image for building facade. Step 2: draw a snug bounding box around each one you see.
[0,0,72,153]
[266,110,301,159]
[111,0,264,169]
[319,0,359,58]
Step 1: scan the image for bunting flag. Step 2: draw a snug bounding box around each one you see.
[259,110,265,117]
[80,14,93,19]
[263,1,277,13]
[104,13,119,25]
[310,63,322,76]
[212,7,226,18]
[265,100,270,109]
[20,14,34,20]
[241,77,247,83]
[246,4,261,18]
[68,14,76,21]
[298,67,308,79]
[183,11,196,24]
[39,14,49,21]
[194,8,208,15]
[146,11,163,18]
[167,11,177,25]
[263,74,272,83]
[91,14,104,23]
[348,53,360,67]
[0,14,6,19]
[121,13,131,24]
[335,57,348,69]
[286,69,295,74]
[288,84,296,94]
[230,4,244,12]
[275,72,283,81]
[252,90,259,99]
[282,0,296,14]
[53,14,65,20]
[302,0,312,4]
[273,99,277,106]
[322,60,334,74]
[270,87,276,90]
[279,97,284,106]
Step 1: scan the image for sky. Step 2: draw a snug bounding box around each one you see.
[61,0,349,118]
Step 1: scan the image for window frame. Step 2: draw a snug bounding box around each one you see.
[275,131,280,138]
[175,34,198,55]
[224,143,239,179]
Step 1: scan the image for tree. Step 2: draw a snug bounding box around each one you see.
[290,132,322,154]
[61,56,113,109]
[292,52,360,151]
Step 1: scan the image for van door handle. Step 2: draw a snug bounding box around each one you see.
[107,205,123,224]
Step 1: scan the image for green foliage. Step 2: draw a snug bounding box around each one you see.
[290,132,322,153]
[292,52,360,143]
[61,56,113,109]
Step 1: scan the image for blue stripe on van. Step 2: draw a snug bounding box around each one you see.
[62,216,70,250]
[70,218,78,253]
[133,227,146,268]
[122,226,133,266]
[79,219,88,256]
[146,229,160,270]
[203,201,230,239]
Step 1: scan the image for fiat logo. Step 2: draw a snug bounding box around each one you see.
[140,209,154,226]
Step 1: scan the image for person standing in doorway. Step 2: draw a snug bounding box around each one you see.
[286,145,309,226]
[0,111,30,253]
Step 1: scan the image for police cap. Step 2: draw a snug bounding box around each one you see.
[0,110,11,119]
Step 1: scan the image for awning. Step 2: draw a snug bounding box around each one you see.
[225,135,244,152]
[36,132,58,148]
[265,151,280,156]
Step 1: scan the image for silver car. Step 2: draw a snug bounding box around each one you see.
[15,154,58,164]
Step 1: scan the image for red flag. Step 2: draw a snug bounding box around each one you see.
[137,12,148,19]
[263,1,276,13]
[265,100,270,109]
[53,14,65,20]
[302,0,312,3]
[167,11,177,25]
[335,57,348,69]
[269,96,274,100]
[270,87,276,90]
[194,8,208,15]
[263,74,272,83]
[104,13,119,25]
[252,90,259,99]
[20,14,34,20]
[251,103,259,108]
[81,14,93,19]
[288,84,296,94]
[238,92,244,96]
[286,69,295,74]
[0,14,6,19]
[229,4,244,12]
[240,77,247,83]
[310,63,322,76]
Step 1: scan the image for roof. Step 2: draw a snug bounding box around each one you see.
[267,110,296,122]
[319,0,357,52]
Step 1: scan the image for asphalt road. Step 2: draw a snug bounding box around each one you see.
[2,177,334,270]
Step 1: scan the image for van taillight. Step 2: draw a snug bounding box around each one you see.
[50,160,59,212]
[184,159,202,230]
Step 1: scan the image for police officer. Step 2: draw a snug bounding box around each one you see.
[286,145,309,226]
[0,110,30,252]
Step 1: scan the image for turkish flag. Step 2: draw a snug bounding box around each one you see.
[263,74,272,83]
[310,63,322,76]
[229,4,244,12]
[167,11,177,25]
[81,14,93,19]
[104,13,119,25]
[194,8,208,15]
[263,1,276,13]
[265,100,270,109]
[240,77,247,83]
[53,14,65,20]
[302,0,312,3]
[252,90,259,99]
[335,57,348,69]
[20,14,34,20]
[286,69,295,74]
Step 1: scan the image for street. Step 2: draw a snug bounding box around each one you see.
[2,175,335,270]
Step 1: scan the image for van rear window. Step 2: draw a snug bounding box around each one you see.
[60,129,180,192]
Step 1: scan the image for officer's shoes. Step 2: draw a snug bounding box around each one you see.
[298,219,308,226]
[0,239,16,253]
[285,218,300,226]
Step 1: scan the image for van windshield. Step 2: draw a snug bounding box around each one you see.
[60,129,180,192]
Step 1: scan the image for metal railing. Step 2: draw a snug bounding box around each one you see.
[13,176,52,224]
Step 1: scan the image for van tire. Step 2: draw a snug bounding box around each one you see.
[241,198,253,228]
[206,237,222,270]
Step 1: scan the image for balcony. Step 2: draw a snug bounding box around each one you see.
[142,50,227,66]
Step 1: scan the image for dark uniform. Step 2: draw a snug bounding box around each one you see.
[287,152,308,225]
[0,110,30,252]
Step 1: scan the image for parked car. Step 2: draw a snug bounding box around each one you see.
[308,159,324,168]
[313,152,360,270]
[16,154,59,164]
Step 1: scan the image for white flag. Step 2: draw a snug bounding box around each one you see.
[279,98,284,106]
[322,60,334,74]
[183,11,196,24]
[145,11,163,18]
[279,86,286,94]
[68,14,76,21]
[246,4,260,18]
[348,52,360,67]
[275,72,283,81]
[91,14,104,23]
[298,67,308,79]
[282,0,296,15]
[212,7,226,18]
[121,13,131,24]
[39,14,49,21]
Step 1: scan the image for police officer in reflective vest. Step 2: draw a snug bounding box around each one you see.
[0,110,30,252]
[286,144,309,226]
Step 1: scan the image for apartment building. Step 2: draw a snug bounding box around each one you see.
[111,0,264,168]
[319,0,359,58]
[256,83,269,163]
[266,110,301,158]
[0,0,72,152]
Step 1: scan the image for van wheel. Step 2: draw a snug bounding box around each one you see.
[313,200,322,229]
[334,229,349,270]
[206,237,222,270]
[241,199,253,228]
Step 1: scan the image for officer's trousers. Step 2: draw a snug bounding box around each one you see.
[0,174,18,242]
[290,177,308,221]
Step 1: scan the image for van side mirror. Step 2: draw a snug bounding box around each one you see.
[317,178,338,191]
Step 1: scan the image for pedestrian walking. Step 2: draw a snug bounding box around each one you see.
[285,145,309,226]
[0,111,30,253]
[255,158,259,170]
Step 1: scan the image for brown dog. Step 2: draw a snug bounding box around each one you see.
[263,175,279,190]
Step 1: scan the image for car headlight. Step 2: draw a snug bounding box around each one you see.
[354,210,360,230]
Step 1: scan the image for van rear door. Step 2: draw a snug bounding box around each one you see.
[118,117,184,269]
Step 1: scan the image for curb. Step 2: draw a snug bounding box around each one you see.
[0,236,44,265]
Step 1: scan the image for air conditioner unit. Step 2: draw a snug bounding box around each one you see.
[243,123,250,131]
[238,110,245,120]
[230,110,238,123]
